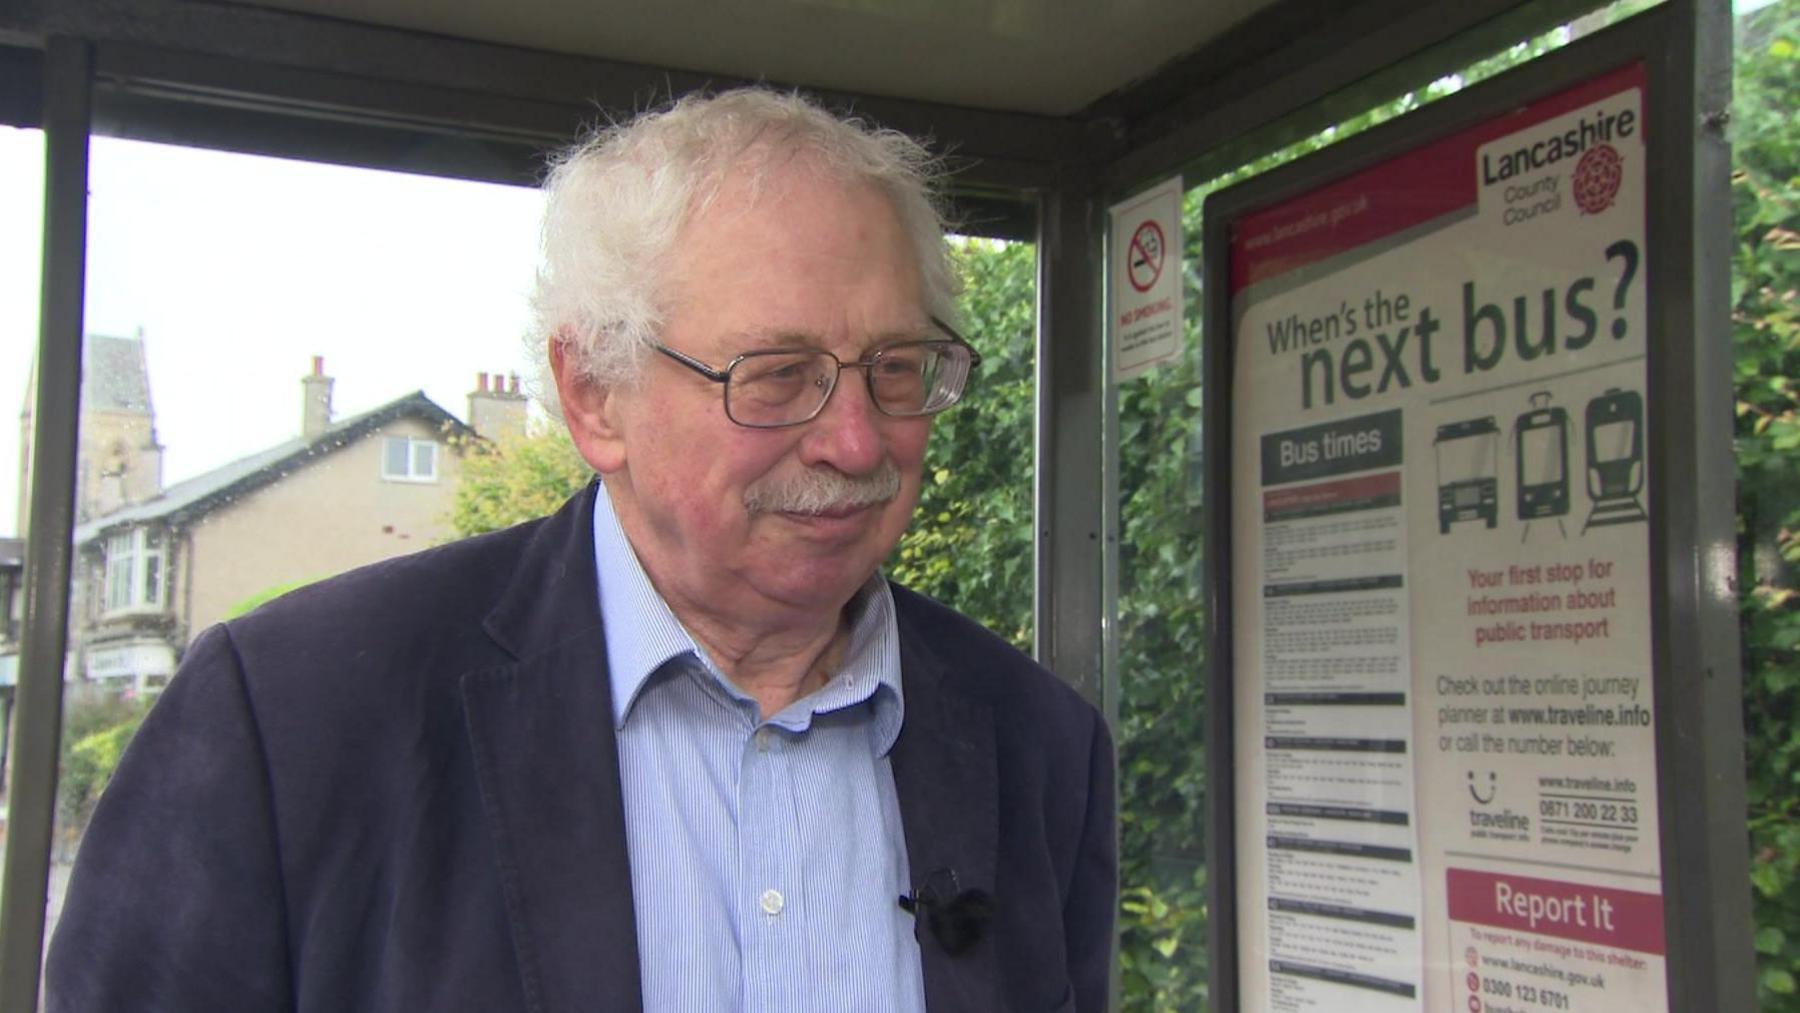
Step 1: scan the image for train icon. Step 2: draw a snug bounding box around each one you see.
[1582,387,1648,532]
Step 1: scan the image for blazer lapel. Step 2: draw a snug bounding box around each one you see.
[891,612,1003,1013]
[462,485,644,1013]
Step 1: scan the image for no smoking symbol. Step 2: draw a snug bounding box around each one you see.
[1127,220,1165,293]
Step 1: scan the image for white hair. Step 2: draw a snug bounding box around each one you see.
[530,87,960,417]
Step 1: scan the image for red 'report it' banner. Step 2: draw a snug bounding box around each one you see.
[1446,867,1665,955]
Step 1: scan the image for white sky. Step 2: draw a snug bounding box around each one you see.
[1,128,545,537]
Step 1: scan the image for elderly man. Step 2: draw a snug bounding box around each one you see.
[48,89,1116,1012]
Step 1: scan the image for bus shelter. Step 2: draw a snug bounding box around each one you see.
[0,0,1749,1008]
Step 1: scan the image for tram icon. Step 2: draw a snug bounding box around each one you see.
[1582,386,1649,532]
[1514,390,1570,540]
[1434,417,1500,534]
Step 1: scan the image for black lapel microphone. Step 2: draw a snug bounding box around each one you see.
[898,867,993,956]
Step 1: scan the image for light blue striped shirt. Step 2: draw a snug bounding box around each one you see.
[592,482,927,1012]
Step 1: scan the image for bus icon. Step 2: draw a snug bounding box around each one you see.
[1435,416,1500,534]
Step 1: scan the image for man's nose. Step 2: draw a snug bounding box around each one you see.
[796,370,885,474]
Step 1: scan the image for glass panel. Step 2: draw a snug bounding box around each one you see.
[52,138,543,958]
[0,123,46,927]
[887,238,1037,651]
[143,546,162,608]
[412,439,437,480]
[38,189,1040,995]
[384,435,410,477]
[103,532,134,613]
[1114,187,1210,1010]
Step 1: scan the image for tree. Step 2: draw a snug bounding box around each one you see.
[222,577,319,619]
[448,424,595,538]
[885,238,1037,646]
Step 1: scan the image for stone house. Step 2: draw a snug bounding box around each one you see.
[33,338,526,695]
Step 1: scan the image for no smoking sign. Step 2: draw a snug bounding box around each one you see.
[1127,220,1166,293]
[1109,175,1184,380]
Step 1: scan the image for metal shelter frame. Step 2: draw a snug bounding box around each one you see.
[0,0,1743,1008]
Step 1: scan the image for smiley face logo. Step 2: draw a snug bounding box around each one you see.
[1468,770,1498,805]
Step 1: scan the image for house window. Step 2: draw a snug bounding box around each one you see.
[382,436,438,482]
[103,527,166,613]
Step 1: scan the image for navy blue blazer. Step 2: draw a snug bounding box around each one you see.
[47,484,1116,1012]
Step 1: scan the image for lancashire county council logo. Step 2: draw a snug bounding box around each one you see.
[1573,142,1624,215]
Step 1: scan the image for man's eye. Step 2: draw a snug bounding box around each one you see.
[875,358,920,378]
[739,357,815,384]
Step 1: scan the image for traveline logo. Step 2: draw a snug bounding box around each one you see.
[1480,103,1637,185]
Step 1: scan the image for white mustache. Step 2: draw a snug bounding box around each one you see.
[743,461,902,515]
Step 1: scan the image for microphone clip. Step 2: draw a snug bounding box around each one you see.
[898,867,992,956]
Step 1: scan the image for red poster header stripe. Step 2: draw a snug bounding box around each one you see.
[1263,470,1400,515]
[1230,63,1646,294]
[1447,867,1665,955]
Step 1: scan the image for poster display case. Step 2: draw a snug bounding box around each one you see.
[1201,7,1745,1011]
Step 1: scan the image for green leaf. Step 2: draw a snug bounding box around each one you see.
[1765,967,1797,996]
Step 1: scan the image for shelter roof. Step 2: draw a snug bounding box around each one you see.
[236,0,1274,117]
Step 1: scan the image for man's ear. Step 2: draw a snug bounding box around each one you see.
[550,331,628,474]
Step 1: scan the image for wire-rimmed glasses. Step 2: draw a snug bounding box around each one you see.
[653,316,982,429]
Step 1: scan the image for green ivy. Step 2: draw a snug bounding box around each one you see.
[1736,4,1800,1008]
[888,238,1039,648]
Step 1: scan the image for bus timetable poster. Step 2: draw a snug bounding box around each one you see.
[1225,63,1667,1013]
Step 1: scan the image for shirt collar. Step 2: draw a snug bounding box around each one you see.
[591,480,905,753]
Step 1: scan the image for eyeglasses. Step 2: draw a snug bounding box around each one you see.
[652,317,983,429]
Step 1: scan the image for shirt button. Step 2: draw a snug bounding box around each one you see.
[755,729,772,752]
[759,889,785,916]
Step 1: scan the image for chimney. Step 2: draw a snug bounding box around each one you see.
[302,356,334,438]
[468,367,527,444]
